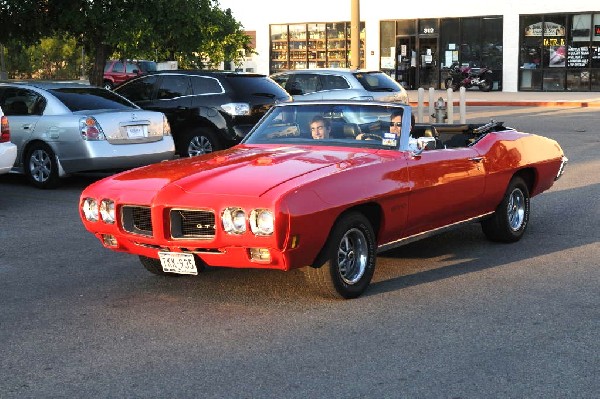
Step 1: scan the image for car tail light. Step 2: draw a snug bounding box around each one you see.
[0,116,9,143]
[80,117,106,141]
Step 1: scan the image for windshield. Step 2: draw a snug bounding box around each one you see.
[243,102,409,150]
[50,87,136,111]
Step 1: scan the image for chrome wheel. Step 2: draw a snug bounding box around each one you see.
[188,135,213,156]
[29,149,52,183]
[482,176,530,243]
[303,212,376,299]
[507,188,526,231]
[337,227,368,285]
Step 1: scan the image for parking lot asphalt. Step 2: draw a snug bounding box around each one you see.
[408,89,600,107]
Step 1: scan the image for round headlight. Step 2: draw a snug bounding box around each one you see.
[250,209,274,236]
[222,207,247,234]
[82,198,99,222]
[99,199,115,224]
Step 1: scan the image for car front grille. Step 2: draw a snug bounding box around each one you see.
[122,205,153,237]
[170,209,216,239]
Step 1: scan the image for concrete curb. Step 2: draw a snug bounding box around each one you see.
[409,100,600,107]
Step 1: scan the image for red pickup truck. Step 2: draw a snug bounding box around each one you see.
[103,59,157,90]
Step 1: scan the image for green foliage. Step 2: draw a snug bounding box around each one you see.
[1,0,253,83]
[2,36,84,79]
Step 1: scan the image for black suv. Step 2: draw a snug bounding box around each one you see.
[114,71,291,156]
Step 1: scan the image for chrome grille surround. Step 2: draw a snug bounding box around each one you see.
[170,209,216,239]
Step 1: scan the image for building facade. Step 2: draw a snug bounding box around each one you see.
[219,0,600,92]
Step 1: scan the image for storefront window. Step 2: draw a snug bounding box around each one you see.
[269,22,365,73]
[591,14,600,68]
[440,19,459,69]
[380,21,396,72]
[270,25,289,72]
[461,18,482,67]
[396,20,415,36]
[482,17,503,69]
[542,15,567,68]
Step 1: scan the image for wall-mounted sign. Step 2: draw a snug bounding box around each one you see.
[595,25,600,36]
[525,22,565,37]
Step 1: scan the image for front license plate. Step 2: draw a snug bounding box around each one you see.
[158,252,198,275]
[126,125,147,138]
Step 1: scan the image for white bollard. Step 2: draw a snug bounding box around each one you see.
[459,87,467,124]
[428,88,435,123]
[446,88,454,124]
[417,88,424,123]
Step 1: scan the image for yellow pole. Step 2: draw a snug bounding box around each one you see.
[350,0,360,69]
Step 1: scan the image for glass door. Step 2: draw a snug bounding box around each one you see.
[396,36,416,89]
[418,37,439,88]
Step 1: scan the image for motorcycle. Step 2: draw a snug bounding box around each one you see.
[444,63,493,92]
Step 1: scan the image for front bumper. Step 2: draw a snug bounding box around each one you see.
[555,155,568,181]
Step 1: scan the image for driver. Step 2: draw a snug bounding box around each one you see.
[309,115,331,139]
[356,111,413,141]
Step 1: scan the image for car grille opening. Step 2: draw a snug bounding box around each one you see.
[122,206,153,236]
[170,209,216,239]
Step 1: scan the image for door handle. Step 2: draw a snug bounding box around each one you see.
[22,124,33,130]
[469,157,483,163]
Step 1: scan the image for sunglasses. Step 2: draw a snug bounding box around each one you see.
[389,122,402,127]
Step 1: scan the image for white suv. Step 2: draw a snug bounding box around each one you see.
[271,69,409,104]
[0,106,17,175]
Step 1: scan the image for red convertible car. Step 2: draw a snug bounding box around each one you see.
[80,101,567,299]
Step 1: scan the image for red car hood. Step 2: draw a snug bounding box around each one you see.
[106,145,380,197]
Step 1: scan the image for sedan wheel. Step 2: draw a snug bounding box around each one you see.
[304,212,376,299]
[482,176,530,242]
[25,143,60,189]
[180,130,221,157]
[188,135,214,156]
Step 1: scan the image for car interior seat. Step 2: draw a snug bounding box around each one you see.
[10,101,29,116]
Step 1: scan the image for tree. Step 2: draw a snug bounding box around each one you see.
[1,0,253,85]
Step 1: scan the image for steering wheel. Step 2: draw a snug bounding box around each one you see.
[359,133,382,141]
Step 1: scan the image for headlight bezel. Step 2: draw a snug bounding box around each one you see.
[99,199,116,224]
[82,198,99,222]
[250,209,274,236]
[222,207,247,235]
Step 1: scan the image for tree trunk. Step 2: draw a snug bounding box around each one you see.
[89,44,112,87]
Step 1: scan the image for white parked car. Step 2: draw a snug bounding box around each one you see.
[0,82,175,188]
[271,69,409,104]
[0,106,18,175]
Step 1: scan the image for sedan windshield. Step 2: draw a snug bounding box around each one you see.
[50,87,136,111]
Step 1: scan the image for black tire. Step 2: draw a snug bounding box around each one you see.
[444,78,455,91]
[479,78,493,92]
[303,212,376,299]
[481,176,530,242]
[25,142,60,189]
[103,81,113,90]
[177,129,221,157]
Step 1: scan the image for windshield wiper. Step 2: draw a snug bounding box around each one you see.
[253,92,276,98]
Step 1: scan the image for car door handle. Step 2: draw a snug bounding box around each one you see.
[469,157,484,163]
[22,124,33,130]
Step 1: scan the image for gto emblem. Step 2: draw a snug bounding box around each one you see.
[196,224,213,229]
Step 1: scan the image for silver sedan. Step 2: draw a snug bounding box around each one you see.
[0,82,175,188]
